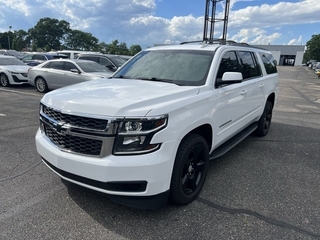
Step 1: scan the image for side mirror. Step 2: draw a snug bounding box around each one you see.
[70,69,80,74]
[106,65,117,72]
[217,72,243,86]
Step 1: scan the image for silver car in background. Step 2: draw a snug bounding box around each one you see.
[0,55,30,87]
[28,59,113,93]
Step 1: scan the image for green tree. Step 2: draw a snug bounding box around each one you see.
[106,40,130,55]
[107,39,119,54]
[129,44,142,55]
[32,43,37,52]
[12,30,30,51]
[118,42,129,55]
[64,29,99,50]
[28,17,70,51]
[98,42,109,53]
[0,33,9,49]
[304,34,320,63]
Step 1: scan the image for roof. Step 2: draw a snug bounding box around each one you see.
[150,42,270,52]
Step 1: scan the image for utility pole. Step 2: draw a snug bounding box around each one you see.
[8,26,12,50]
[203,0,230,43]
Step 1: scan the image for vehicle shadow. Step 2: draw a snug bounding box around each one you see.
[63,121,320,239]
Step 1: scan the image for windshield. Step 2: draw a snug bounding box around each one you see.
[0,57,26,65]
[108,56,128,67]
[113,50,214,86]
[77,61,113,73]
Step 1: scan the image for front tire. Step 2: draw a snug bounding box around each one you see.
[255,100,273,136]
[0,73,10,87]
[169,134,209,205]
[35,77,49,93]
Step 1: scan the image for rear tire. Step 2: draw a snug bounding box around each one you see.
[35,77,49,93]
[255,100,273,136]
[0,73,10,87]
[169,134,209,205]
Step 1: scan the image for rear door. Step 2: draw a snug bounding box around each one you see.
[237,50,265,120]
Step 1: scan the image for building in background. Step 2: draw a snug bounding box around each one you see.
[253,45,305,66]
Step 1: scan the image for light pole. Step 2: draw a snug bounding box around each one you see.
[8,26,12,50]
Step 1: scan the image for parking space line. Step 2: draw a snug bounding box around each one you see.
[0,88,40,97]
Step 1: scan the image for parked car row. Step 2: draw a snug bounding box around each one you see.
[0,49,24,59]
[308,61,319,70]
[306,60,320,79]
[28,59,113,93]
[21,53,69,66]
[0,51,132,92]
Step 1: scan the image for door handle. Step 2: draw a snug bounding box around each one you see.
[240,90,247,95]
[259,84,265,88]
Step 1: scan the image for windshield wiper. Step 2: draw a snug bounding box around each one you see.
[136,77,184,86]
[112,75,133,79]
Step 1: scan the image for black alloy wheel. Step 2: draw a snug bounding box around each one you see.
[255,100,273,136]
[170,133,209,205]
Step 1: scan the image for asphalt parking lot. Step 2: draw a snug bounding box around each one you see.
[1,66,320,240]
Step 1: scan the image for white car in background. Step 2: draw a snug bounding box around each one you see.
[0,55,30,87]
[28,59,113,93]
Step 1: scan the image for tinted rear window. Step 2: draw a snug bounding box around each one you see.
[259,52,277,74]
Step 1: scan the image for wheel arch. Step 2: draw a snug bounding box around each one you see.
[181,124,213,152]
[267,92,275,108]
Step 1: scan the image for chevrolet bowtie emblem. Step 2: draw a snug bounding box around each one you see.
[53,122,69,135]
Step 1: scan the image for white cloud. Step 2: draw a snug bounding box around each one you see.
[229,0,320,28]
[288,35,303,45]
[0,0,319,47]
[230,28,282,44]
[0,0,30,16]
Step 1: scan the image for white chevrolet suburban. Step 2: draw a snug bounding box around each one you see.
[35,41,279,209]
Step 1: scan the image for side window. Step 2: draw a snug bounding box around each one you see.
[99,57,114,67]
[63,62,78,71]
[47,61,63,70]
[23,55,33,60]
[34,55,46,60]
[217,51,241,79]
[259,52,277,74]
[238,51,262,80]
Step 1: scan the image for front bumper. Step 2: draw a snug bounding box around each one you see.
[11,73,29,84]
[36,128,177,199]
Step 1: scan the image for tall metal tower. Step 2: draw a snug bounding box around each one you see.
[203,0,231,43]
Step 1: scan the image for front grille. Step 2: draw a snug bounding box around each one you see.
[40,104,117,157]
[43,105,108,131]
[12,75,28,83]
[45,124,102,156]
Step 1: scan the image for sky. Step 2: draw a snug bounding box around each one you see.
[0,0,319,49]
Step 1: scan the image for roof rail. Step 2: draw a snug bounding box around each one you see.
[180,39,250,46]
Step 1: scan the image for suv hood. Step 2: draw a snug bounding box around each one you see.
[41,78,200,117]
[84,71,113,78]
[2,65,30,73]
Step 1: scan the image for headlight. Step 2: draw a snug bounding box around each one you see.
[113,115,168,155]
[8,71,20,74]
